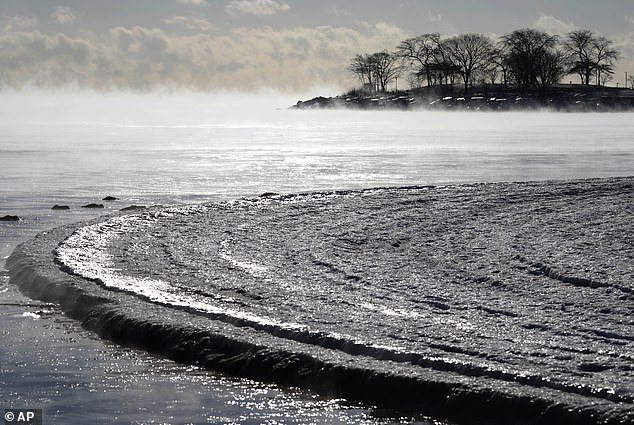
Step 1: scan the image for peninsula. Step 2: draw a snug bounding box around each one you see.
[293,84,634,111]
[296,27,634,111]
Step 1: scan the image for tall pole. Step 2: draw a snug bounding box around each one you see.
[626,72,629,89]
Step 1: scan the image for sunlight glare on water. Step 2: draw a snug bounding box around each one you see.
[1,90,632,207]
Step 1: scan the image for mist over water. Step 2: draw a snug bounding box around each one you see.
[2,90,633,209]
[1,90,633,424]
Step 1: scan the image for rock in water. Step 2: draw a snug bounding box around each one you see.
[81,203,104,209]
[0,215,20,221]
[52,205,70,210]
[120,205,146,212]
[102,196,119,201]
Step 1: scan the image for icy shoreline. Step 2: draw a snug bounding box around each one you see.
[7,177,634,425]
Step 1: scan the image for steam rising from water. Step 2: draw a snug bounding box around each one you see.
[1,90,633,208]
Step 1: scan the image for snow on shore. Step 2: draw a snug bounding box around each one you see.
[8,177,634,425]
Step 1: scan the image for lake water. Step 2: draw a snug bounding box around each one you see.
[1,91,633,424]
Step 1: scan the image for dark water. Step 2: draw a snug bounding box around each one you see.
[2,91,634,424]
[1,291,421,424]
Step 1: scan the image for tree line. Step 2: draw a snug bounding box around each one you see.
[348,29,620,94]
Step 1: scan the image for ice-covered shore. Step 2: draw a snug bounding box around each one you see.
[7,178,634,425]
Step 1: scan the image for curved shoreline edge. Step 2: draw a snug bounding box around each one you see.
[7,178,634,425]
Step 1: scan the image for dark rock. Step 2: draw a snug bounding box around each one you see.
[294,96,340,109]
[425,300,451,311]
[120,205,146,212]
[52,205,70,210]
[578,362,614,372]
[102,196,119,201]
[82,203,104,209]
[260,192,279,198]
[0,215,20,222]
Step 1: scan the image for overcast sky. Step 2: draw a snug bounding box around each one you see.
[1,0,633,92]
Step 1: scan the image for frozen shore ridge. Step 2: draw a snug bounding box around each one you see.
[7,178,634,425]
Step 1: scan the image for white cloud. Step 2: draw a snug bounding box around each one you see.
[162,16,214,32]
[533,13,576,35]
[51,6,77,25]
[2,16,38,32]
[427,13,443,23]
[423,11,456,34]
[176,0,209,6]
[329,5,352,17]
[0,22,408,92]
[225,0,290,16]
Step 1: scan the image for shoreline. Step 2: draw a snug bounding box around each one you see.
[293,85,634,111]
[7,177,634,425]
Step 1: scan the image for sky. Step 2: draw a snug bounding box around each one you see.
[1,0,633,93]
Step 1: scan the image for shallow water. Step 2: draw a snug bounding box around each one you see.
[1,91,634,424]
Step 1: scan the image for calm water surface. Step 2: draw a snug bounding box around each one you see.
[1,91,633,424]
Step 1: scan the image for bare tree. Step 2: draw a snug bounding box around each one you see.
[396,33,459,87]
[500,29,563,89]
[565,30,595,85]
[396,34,440,87]
[480,59,500,86]
[445,33,494,95]
[406,73,423,90]
[348,54,375,92]
[535,49,566,87]
[431,37,458,85]
[371,51,402,92]
[348,51,401,93]
[592,36,620,86]
[565,30,620,86]
[599,72,614,86]
[490,45,510,86]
